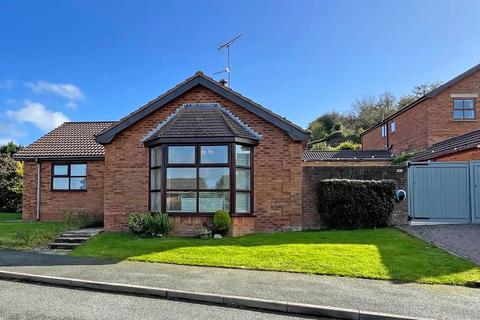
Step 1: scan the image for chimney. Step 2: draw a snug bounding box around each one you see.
[219,79,227,86]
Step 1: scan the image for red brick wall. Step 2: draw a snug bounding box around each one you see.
[433,148,480,161]
[362,69,480,155]
[22,160,105,221]
[103,85,305,235]
[362,103,429,154]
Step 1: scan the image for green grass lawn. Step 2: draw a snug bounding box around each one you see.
[0,221,67,249]
[70,228,480,286]
[0,212,22,221]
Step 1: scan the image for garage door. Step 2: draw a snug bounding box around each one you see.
[408,162,480,223]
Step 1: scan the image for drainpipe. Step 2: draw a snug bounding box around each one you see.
[35,158,41,221]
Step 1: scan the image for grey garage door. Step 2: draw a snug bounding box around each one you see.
[408,162,480,223]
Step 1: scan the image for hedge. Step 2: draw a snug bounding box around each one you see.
[318,179,396,229]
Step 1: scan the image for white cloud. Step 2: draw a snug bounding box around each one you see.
[25,80,84,101]
[65,101,77,110]
[0,138,16,145]
[7,101,69,131]
[0,80,14,90]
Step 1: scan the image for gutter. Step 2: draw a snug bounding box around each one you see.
[35,158,41,221]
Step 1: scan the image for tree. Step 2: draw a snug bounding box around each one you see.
[0,155,23,212]
[412,81,442,97]
[350,92,397,130]
[0,141,22,156]
[307,81,443,150]
[397,81,442,110]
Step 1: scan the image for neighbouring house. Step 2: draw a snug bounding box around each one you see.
[412,128,480,162]
[14,72,311,236]
[301,150,393,167]
[362,63,480,155]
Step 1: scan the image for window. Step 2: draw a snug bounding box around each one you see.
[381,124,387,137]
[390,121,396,133]
[453,99,475,120]
[150,146,162,212]
[52,163,87,190]
[235,145,251,213]
[149,143,253,214]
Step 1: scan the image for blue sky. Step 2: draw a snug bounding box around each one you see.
[1,0,480,145]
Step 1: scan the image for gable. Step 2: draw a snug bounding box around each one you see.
[362,62,480,136]
[96,72,309,144]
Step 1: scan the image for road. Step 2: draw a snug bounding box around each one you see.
[0,280,327,320]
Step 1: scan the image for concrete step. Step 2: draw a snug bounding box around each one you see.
[54,237,90,243]
[60,233,94,238]
[48,242,82,250]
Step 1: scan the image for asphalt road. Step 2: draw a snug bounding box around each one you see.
[0,280,326,320]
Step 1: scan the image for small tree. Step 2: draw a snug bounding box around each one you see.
[0,141,22,156]
[0,156,23,212]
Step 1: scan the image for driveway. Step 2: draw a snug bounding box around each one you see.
[404,224,480,265]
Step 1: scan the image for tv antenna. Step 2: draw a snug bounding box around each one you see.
[214,34,241,87]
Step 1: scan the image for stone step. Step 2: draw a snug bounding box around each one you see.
[54,237,90,243]
[49,242,82,250]
[60,232,100,237]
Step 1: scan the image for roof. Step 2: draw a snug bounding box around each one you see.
[362,62,480,136]
[142,103,261,145]
[301,149,393,162]
[412,129,480,161]
[96,72,310,144]
[13,122,116,161]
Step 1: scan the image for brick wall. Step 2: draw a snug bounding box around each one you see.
[22,160,105,221]
[301,165,408,230]
[362,68,480,155]
[103,85,305,235]
[433,148,480,161]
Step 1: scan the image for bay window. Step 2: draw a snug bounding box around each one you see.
[149,143,253,214]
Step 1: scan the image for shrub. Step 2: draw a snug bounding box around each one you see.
[333,140,361,151]
[392,151,417,165]
[0,155,23,212]
[212,210,232,235]
[60,210,102,229]
[128,212,149,234]
[144,212,174,237]
[318,179,396,229]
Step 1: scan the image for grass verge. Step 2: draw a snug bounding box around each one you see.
[0,212,22,221]
[0,221,67,249]
[71,228,480,286]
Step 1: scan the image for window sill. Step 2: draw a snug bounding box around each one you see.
[165,212,253,217]
[452,119,477,122]
[50,189,87,192]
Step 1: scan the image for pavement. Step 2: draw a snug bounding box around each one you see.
[0,249,479,320]
[0,280,321,320]
[404,224,480,265]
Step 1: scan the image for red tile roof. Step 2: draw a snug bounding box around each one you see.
[14,122,116,160]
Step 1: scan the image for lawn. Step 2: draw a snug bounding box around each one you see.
[71,228,480,286]
[0,221,67,249]
[0,212,22,221]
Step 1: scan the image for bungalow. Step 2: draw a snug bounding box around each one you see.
[14,72,310,236]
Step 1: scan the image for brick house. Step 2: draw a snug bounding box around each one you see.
[14,72,310,236]
[362,63,480,156]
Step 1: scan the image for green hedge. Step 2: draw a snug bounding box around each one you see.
[318,179,396,229]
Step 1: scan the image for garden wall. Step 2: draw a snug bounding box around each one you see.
[302,165,408,230]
